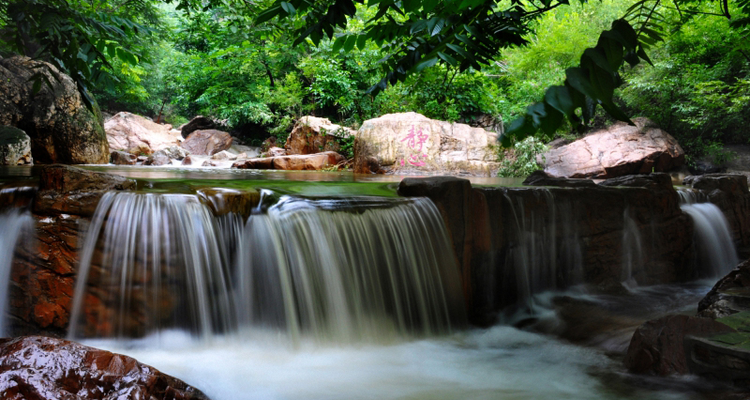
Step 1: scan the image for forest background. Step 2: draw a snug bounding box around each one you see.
[1,0,748,176]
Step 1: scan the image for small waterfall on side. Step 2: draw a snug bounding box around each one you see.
[503,190,583,313]
[621,208,643,289]
[68,192,238,339]
[69,191,464,343]
[677,189,738,278]
[0,209,33,336]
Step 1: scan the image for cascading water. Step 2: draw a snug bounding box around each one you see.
[0,208,33,336]
[69,191,464,343]
[677,188,738,278]
[503,189,584,313]
[621,208,644,288]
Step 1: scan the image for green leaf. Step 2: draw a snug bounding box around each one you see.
[332,35,347,52]
[357,34,368,50]
[438,51,458,66]
[415,56,438,72]
[344,35,357,52]
[544,86,576,116]
[256,5,283,24]
[565,68,598,100]
[280,1,296,16]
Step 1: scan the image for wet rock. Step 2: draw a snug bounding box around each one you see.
[684,334,750,388]
[354,112,500,176]
[105,112,181,155]
[0,125,32,165]
[181,155,194,166]
[541,118,685,179]
[181,115,223,138]
[624,314,735,375]
[522,170,597,187]
[197,188,260,219]
[181,129,233,156]
[201,160,216,167]
[109,150,136,165]
[699,259,750,319]
[0,336,210,400]
[598,173,674,191]
[0,56,109,164]
[33,165,135,217]
[284,116,355,155]
[684,174,749,196]
[232,152,344,170]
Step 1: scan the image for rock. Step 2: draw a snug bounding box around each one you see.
[145,151,173,166]
[0,125,32,165]
[181,115,223,139]
[105,112,181,155]
[0,336,209,400]
[182,156,194,166]
[598,173,674,191]
[161,145,189,160]
[354,112,500,176]
[136,156,148,164]
[33,165,135,217]
[201,160,216,167]
[197,188,260,219]
[698,259,750,319]
[284,116,355,155]
[0,56,109,164]
[232,152,344,170]
[624,315,735,375]
[684,174,749,196]
[261,137,278,152]
[689,159,727,175]
[181,129,233,156]
[109,150,136,165]
[522,170,597,188]
[211,150,236,161]
[262,146,286,158]
[541,118,685,179]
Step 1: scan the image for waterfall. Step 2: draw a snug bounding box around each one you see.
[503,190,583,312]
[0,210,33,336]
[69,192,463,342]
[621,208,643,288]
[677,189,738,278]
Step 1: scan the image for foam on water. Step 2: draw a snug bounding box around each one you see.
[90,326,696,400]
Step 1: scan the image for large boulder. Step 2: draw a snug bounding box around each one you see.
[0,125,32,165]
[541,118,685,179]
[181,129,233,156]
[0,56,109,164]
[699,258,750,319]
[285,116,355,155]
[232,151,345,170]
[104,112,182,155]
[624,315,736,375]
[180,115,223,138]
[354,112,500,176]
[0,336,209,400]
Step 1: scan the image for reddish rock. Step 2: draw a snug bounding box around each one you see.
[284,116,355,155]
[542,118,685,179]
[232,152,344,170]
[181,129,232,156]
[624,315,735,375]
[0,336,210,400]
[180,115,223,139]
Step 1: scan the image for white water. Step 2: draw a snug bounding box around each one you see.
[677,189,738,278]
[0,208,33,336]
[69,192,463,342]
[88,325,694,400]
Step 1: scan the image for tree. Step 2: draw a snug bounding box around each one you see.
[256,0,749,145]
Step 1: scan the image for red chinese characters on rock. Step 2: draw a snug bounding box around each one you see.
[400,125,429,167]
